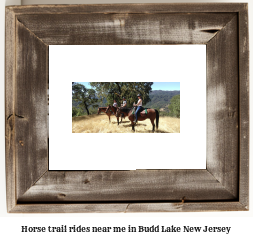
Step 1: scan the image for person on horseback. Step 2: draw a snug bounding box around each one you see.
[121,97,127,118]
[113,100,117,107]
[121,97,127,107]
[110,100,117,115]
[133,94,143,123]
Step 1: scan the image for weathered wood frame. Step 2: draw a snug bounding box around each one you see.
[5,4,249,213]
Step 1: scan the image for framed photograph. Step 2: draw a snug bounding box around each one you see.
[5,3,249,213]
[50,45,205,171]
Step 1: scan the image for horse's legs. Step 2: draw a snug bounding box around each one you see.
[150,118,155,132]
[131,121,135,131]
[117,117,119,125]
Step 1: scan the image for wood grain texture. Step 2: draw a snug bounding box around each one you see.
[7,3,246,15]
[5,7,17,212]
[238,4,249,209]
[15,20,48,200]
[18,170,236,202]
[125,202,247,213]
[206,16,239,198]
[10,202,247,213]
[16,13,235,45]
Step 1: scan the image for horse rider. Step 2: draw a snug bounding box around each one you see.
[112,100,118,114]
[113,99,118,108]
[133,94,143,123]
[121,97,127,118]
[121,97,127,108]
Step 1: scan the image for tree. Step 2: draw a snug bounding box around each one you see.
[72,83,98,115]
[72,107,78,117]
[168,95,180,118]
[89,82,153,107]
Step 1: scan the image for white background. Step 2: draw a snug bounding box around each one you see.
[1,0,252,237]
[49,45,206,170]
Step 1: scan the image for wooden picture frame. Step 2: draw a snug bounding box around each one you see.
[5,3,249,213]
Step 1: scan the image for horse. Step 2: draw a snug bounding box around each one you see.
[116,107,159,132]
[105,105,125,125]
[97,107,112,123]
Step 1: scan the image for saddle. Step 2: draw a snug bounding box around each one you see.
[132,106,148,117]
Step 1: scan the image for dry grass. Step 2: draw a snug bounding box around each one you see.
[72,114,180,133]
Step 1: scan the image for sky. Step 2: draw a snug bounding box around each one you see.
[77,82,180,91]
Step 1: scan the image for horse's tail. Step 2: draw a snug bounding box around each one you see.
[155,109,159,129]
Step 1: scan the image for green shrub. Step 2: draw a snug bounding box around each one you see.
[168,95,180,118]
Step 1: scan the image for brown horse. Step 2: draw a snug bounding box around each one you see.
[97,107,112,123]
[116,107,159,132]
[105,105,125,125]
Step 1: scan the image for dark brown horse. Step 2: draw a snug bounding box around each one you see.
[116,107,159,132]
[105,105,125,125]
[97,107,112,123]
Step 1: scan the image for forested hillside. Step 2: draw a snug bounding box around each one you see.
[145,90,180,109]
[73,90,180,108]
[72,88,180,117]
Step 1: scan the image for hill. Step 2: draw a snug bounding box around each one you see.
[72,90,180,116]
[73,90,180,108]
[145,90,180,109]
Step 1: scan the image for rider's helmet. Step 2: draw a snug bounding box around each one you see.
[137,94,141,97]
